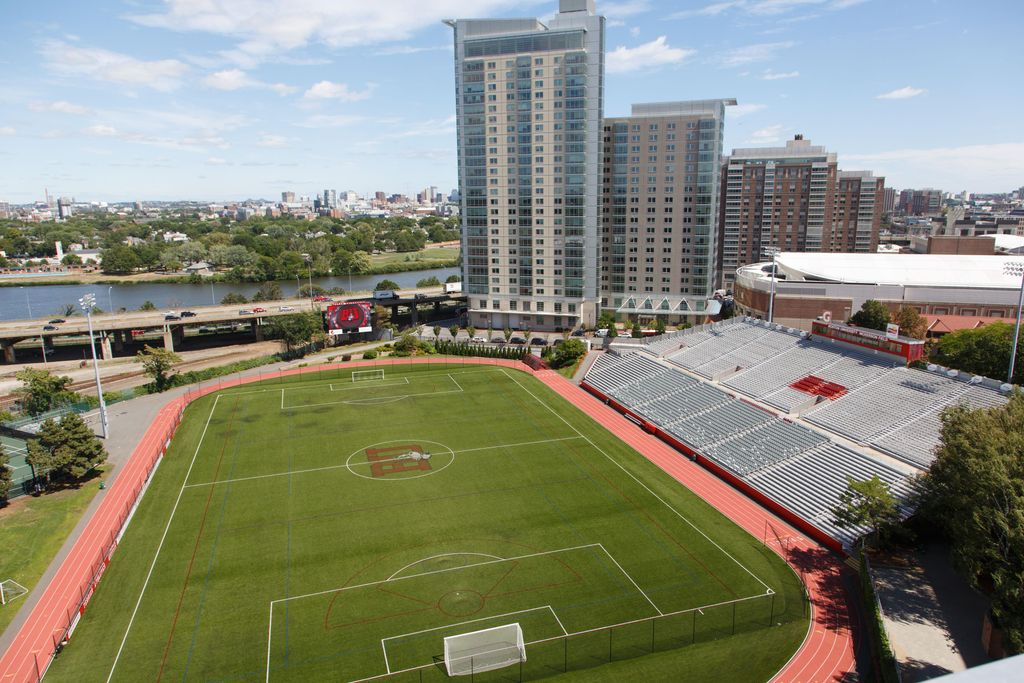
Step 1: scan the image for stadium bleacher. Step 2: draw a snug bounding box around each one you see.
[582,317,1012,549]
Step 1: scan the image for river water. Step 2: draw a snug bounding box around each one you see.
[0,266,459,322]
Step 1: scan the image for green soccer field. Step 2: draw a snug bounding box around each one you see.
[45,364,807,683]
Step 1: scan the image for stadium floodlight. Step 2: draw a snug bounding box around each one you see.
[761,247,782,323]
[1005,261,1024,384]
[78,293,109,439]
[444,623,525,677]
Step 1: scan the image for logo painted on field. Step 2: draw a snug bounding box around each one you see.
[366,444,432,478]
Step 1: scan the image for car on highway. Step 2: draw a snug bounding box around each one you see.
[42,324,58,331]
[164,314,181,321]
[279,305,295,312]
[238,309,253,315]
[48,318,65,324]
[252,307,267,313]
[312,295,331,302]
[471,335,487,343]
[491,337,506,344]
[553,338,565,347]
[572,328,586,336]
[509,335,527,345]
[530,337,548,346]
[180,311,197,318]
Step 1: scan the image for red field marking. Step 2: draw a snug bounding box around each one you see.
[365,444,432,478]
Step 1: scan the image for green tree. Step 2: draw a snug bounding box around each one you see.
[136,345,182,392]
[393,333,420,356]
[267,312,322,352]
[221,292,248,305]
[15,369,77,416]
[849,299,891,331]
[0,444,11,502]
[466,325,476,339]
[552,338,587,368]
[432,325,442,343]
[653,318,666,335]
[631,321,643,338]
[252,281,284,302]
[448,324,460,341]
[27,413,107,486]
[445,274,462,284]
[99,245,141,275]
[932,322,1021,384]
[607,325,618,339]
[332,249,371,276]
[138,300,157,311]
[831,475,901,547]
[893,305,927,340]
[61,253,82,266]
[417,276,442,288]
[375,279,400,291]
[918,395,1024,653]
[503,327,513,343]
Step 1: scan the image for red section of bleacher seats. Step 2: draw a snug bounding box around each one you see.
[790,375,848,400]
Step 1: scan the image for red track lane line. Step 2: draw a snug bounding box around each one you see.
[533,371,857,683]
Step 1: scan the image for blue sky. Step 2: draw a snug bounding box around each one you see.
[1,0,1021,203]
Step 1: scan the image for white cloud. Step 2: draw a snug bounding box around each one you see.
[202,69,297,95]
[727,103,767,117]
[41,41,189,91]
[297,114,368,128]
[127,0,542,66]
[607,37,696,74]
[670,1,745,18]
[374,44,451,56]
[761,69,799,80]
[205,156,230,165]
[384,115,457,140]
[0,126,15,136]
[876,86,926,100]
[671,0,865,19]
[718,41,795,67]
[256,134,288,148]
[746,124,785,144]
[629,26,641,37]
[303,81,374,101]
[29,100,91,115]
[85,124,118,137]
[845,143,1024,191]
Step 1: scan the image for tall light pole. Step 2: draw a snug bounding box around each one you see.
[1006,261,1024,384]
[107,286,113,312]
[78,294,109,438]
[762,246,781,323]
[21,287,31,318]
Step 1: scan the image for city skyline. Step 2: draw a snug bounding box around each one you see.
[2,0,1022,202]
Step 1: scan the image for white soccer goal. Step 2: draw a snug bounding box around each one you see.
[351,369,385,383]
[444,623,525,677]
[0,579,28,606]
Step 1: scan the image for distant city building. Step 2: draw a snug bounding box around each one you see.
[57,197,73,220]
[830,171,884,253]
[162,231,189,243]
[602,100,734,321]
[898,188,943,216]
[323,189,337,209]
[0,201,11,219]
[281,191,296,204]
[881,186,896,215]
[374,191,386,202]
[449,0,605,330]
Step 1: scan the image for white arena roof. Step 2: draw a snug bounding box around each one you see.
[768,252,1024,290]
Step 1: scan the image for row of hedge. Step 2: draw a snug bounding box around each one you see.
[859,550,901,683]
[434,340,529,360]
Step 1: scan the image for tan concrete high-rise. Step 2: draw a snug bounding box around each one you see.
[447,0,604,331]
[601,100,734,321]
[830,171,884,253]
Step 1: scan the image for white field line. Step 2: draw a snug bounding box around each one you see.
[381,604,558,644]
[597,543,662,616]
[213,367,505,397]
[447,373,463,392]
[281,376,463,410]
[387,553,505,581]
[265,601,274,683]
[500,370,774,594]
[272,543,601,605]
[183,435,584,489]
[346,591,773,683]
[381,640,390,675]
[331,378,408,392]
[106,395,222,683]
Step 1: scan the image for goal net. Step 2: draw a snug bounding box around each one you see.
[444,623,525,677]
[0,579,28,606]
[351,369,385,382]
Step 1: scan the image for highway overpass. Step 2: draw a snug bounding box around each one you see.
[0,289,466,363]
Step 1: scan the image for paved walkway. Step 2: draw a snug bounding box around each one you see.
[873,545,990,681]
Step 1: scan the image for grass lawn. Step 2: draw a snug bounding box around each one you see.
[369,247,460,271]
[0,469,106,636]
[46,364,805,682]
[556,356,585,380]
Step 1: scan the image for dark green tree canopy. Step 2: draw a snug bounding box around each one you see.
[831,475,901,546]
[931,322,1022,384]
[15,369,78,416]
[266,312,322,352]
[552,338,586,368]
[848,299,891,331]
[27,413,107,486]
[137,345,182,392]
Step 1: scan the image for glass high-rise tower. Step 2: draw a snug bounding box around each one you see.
[447,0,604,331]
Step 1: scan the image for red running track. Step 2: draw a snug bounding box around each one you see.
[0,358,855,681]
[533,370,858,683]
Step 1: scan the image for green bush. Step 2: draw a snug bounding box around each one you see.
[362,349,378,360]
